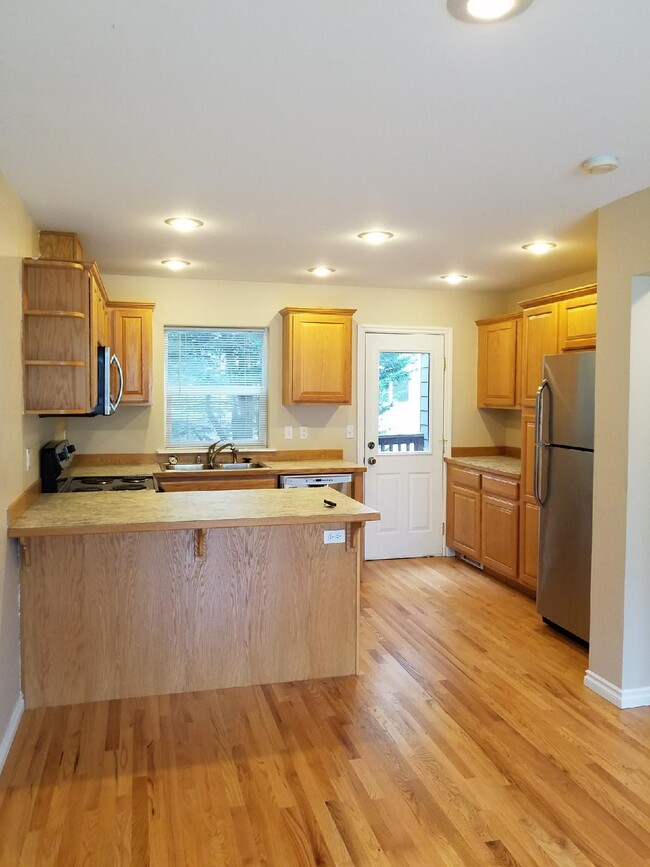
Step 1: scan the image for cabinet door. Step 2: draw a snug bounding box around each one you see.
[521,411,536,499]
[521,304,558,407]
[558,293,597,352]
[477,318,520,407]
[447,485,481,560]
[519,500,539,591]
[110,305,154,404]
[481,494,519,579]
[281,308,354,404]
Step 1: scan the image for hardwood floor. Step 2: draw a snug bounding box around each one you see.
[1,556,650,866]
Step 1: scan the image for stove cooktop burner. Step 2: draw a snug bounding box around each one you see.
[63,475,155,492]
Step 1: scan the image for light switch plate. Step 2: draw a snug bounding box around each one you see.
[324,529,345,544]
[299,426,308,440]
[284,425,293,439]
[346,424,355,439]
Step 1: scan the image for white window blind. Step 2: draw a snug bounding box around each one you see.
[164,327,268,448]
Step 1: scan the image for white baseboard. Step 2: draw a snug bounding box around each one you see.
[0,694,24,774]
[584,670,650,708]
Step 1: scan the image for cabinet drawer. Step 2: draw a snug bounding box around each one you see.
[448,467,481,491]
[482,474,519,501]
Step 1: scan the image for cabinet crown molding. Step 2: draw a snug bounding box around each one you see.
[518,283,596,310]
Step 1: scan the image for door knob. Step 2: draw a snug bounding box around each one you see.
[367,441,375,449]
[367,456,377,465]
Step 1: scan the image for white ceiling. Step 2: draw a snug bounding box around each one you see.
[1,0,650,292]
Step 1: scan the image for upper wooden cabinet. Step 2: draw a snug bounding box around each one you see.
[109,303,154,405]
[476,313,522,408]
[280,307,356,405]
[38,230,84,261]
[519,284,596,408]
[22,256,154,414]
[558,292,597,352]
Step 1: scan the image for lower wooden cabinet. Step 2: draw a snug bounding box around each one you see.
[157,476,278,493]
[447,464,521,586]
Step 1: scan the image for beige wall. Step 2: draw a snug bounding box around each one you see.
[66,277,510,457]
[0,174,55,755]
[589,187,650,696]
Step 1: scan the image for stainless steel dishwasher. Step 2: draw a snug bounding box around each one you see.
[279,473,353,497]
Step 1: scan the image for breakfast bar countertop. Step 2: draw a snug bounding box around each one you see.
[8,486,379,538]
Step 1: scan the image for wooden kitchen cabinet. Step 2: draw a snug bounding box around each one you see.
[23,260,101,414]
[157,476,278,493]
[280,307,356,405]
[446,467,482,561]
[109,303,154,404]
[38,230,84,261]
[476,313,521,408]
[22,256,154,414]
[520,303,558,408]
[558,292,597,352]
[446,463,521,587]
[481,475,519,580]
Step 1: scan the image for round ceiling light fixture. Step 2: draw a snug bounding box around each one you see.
[440,273,468,285]
[164,217,204,232]
[447,0,533,23]
[581,155,619,175]
[161,259,191,271]
[308,266,336,277]
[357,231,394,245]
[522,241,557,255]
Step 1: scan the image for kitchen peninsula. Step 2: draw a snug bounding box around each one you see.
[9,487,379,709]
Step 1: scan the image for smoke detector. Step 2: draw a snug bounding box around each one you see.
[581,155,619,175]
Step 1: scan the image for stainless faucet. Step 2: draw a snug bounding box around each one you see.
[207,441,239,468]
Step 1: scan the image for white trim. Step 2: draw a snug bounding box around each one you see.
[356,324,453,557]
[0,694,24,774]
[584,670,650,708]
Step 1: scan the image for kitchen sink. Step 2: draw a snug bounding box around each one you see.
[163,461,268,471]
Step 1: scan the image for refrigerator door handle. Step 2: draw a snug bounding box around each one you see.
[534,379,550,506]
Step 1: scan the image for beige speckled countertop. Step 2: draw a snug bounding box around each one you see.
[445,455,521,478]
[8,487,379,538]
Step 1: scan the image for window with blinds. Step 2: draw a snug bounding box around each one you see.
[164,327,268,448]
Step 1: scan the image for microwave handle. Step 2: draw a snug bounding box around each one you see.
[110,353,124,412]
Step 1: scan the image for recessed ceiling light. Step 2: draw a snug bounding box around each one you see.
[440,273,468,285]
[581,155,619,175]
[164,217,204,232]
[161,259,191,271]
[522,242,557,255]
[447,0,533,23]
[357,231,394,245]
[308,266,336,277]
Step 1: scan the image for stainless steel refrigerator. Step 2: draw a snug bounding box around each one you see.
[534,351,595,642]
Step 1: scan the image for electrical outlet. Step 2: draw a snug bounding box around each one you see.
[324,529,345,544]
[284,425,293,439]
[25,448,31,471]
[346,424,355,439]
[299,426,308,440]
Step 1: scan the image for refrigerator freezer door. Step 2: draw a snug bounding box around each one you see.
[543,351,595,450]
[537,446,593,641]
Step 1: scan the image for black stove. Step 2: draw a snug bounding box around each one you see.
[63,476,155,493]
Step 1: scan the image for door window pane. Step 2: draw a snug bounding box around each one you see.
[377,352,430,452]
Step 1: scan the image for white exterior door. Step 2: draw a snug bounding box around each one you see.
[363,331,447,560]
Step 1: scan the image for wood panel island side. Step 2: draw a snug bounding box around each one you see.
[8,487,379,709]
